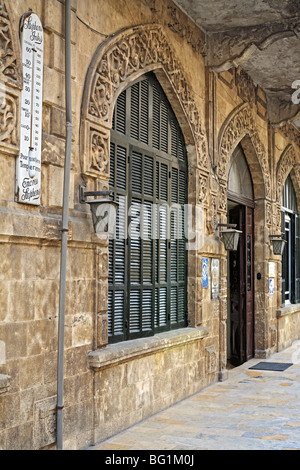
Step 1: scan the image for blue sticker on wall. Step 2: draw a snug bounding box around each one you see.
[269,279,274,295]
[202,258,208,288]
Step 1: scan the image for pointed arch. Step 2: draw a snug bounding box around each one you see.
[276,144,300,206]
[80,24,209,179]
[218,103,270,200]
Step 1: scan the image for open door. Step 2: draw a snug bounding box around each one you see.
[228,203,254,366]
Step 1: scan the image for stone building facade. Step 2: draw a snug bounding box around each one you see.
[0,0,299,450]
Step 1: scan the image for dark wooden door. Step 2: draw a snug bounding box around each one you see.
[229,204,254,365]
[245,206,254,361]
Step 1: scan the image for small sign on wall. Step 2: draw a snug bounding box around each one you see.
[202,257,208,288]
[211,258,220,299]
[269,262,275,295]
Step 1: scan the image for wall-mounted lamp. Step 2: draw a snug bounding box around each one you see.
[269,234,286,256]
[80,186,119,234]
[217,223,243,251]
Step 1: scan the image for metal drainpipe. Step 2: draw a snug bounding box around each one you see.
[57,0,72,451]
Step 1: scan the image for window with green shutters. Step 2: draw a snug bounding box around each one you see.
[108,73,188,343]
[281,175,300,306]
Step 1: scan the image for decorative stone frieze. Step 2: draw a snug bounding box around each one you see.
[166,4,207,56]
[81,24,209,179]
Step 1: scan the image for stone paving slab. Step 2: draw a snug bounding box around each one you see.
[89,342,300,451]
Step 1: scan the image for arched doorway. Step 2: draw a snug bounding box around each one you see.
[227,144,255,366]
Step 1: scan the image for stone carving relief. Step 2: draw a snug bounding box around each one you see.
[218,104,271,199]
[82,25,209,177]
[276,145,297,200]
[90,130,110,176]
[275,145,300,230]
[278,123,300,149]
[0,1,21,86]
[0,88,17,145]
[167,5,207,56]
[198,172,208,205]
[206,193,219,235]
[236,67,256,105]
[0,1,21,154]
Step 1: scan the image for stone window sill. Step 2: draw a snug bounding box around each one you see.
[88,327,209,370]
[277,303,300,319]
[0,374,11,394]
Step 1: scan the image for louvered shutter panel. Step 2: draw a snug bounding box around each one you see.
[130,83,139,141]
[140,80,149,145]
[116,90,126,135]
[109,73,187,343]
[295,214,300,303]
[281,211,287,306]
[108,141,128,342]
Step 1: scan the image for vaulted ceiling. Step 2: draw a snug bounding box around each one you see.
[174,0,300,132]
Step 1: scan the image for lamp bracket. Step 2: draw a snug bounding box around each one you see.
[217,223,237,229]
[80,185,112,204]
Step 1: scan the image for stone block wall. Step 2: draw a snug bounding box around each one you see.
[0,0,299,450]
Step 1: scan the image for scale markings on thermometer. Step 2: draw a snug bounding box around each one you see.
[16,12,44,205]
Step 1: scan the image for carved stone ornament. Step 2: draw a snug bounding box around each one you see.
[207,193,219,235]
[0,86,17,145]
[0,1,21,87]
[276,145,297,200]
[0,1,21,154]
[218,103,271,198]
[82,25,209,178]
[236,67,256,105]
[278,123,300,149]
[275,145,300,230]
[90,130,109,176]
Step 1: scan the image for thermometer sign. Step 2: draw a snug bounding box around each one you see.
[16,13,44,205]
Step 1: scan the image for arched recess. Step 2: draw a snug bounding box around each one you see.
[80,24,210,346]
[276,145,300,230]
[217,103,271,359]
[0,0,22,154]
[80,24,209,183]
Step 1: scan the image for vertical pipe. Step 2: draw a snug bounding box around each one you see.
[57,0,72,451]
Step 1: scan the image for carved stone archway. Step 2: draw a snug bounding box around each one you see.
[217,103,270,202]
[275,144,300,231]
[217,103,272,359]
[80,24,211,348]
[80,24,209,182]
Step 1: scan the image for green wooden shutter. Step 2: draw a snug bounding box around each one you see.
[281,211,287,306]
[295,214,300,303]
[109,73,187,343]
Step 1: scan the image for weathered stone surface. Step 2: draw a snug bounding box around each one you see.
[0,0,299,452]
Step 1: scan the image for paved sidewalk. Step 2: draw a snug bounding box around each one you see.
[90,342,300,451]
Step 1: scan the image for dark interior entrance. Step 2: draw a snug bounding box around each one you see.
[227,201,254,366]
